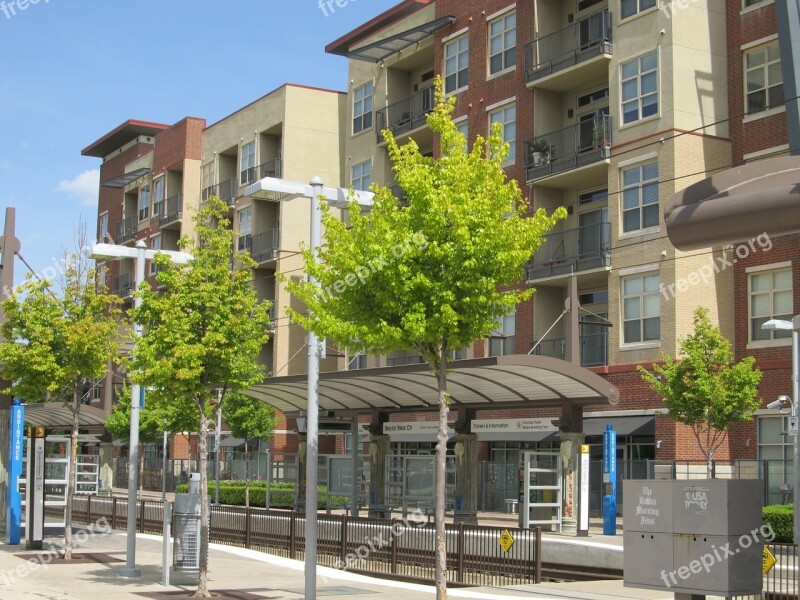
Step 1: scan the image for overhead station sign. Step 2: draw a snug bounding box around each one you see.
[471,418,558,434]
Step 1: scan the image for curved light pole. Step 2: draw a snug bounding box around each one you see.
[245,176,372,600]
[91,240,192,578]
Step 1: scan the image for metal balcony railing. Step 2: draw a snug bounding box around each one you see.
[375,84,435,143]
[112,272,134,299]
[115,215,136,244]
[160,194,183,227]
[239,230,279,264]
[532,332,608,367]
[386,353,424,367]
[259,158,281,179]
[524,114,612,181]
[202,177,238,206]
[524,9,612,84]
[526,220,611,280]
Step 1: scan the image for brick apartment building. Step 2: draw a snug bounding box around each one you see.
[84,0,796,510]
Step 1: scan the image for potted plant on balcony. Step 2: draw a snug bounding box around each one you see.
[529,139,550,166]
[593,122,608,148]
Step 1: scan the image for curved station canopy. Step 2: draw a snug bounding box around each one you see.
[22,404,108,429]
[244,354,619,416]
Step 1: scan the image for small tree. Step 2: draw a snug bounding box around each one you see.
[0,237,121,558]
[223,392,275,507]
[638,307,762,476]
[130,198,271,598]
[287,82,565,599]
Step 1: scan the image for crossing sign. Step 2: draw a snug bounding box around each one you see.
[762,546,777,574]
[499,529,514,553]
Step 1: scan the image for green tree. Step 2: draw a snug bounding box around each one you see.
[0,240,121,559]
[286,82,565,599]
[130,198,271,598]
[638,307,762,476]
[223,392,275,507]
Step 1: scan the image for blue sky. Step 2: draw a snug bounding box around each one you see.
[0,0,397,285]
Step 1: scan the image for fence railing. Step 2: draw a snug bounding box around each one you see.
[65,495,543,587]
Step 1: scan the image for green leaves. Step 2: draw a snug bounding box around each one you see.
[224,392,275,443]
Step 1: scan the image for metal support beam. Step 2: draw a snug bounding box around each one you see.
[776,0,800,155]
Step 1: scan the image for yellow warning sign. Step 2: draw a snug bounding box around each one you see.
[762,546,777,574]
[581,444,590,453]
[499,529,514,553]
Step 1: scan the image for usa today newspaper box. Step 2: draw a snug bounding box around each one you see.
[623,480,763,596]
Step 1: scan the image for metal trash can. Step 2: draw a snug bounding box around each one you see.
[173,473,202,572]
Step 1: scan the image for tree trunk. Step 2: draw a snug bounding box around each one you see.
[434,351,449,600]
[245,442,250,508]
[194,399,211,598]
[64,391,80,559]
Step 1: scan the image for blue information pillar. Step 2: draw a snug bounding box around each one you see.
[602,424,617,535]
[7,399,24,544]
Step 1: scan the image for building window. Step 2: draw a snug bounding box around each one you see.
[489,313,515,356]
[240,141,256,185]
[456,120,468,139]
[348,353,367,370]
[758,416,795,506]
[489,11,516,75]
[743,0,768,7]
[97,262,106,289]
[237,206,252,252]
[622,273,660,343]
[352,160,372,191]
[621,0,656,19]
[749,267,793,341]
[621,51,658,124]
[745,42,784,114]
[444,35,469,94]
[153,178,165,218]
[621,162,659,233]
[201,161,215,201]
[98,212,108,242]
[138,185,150,222]
[353,82,373,134]
[489,103,516,164]
[149,234,162,275]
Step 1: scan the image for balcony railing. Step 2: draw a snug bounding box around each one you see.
[240,158,282,186]
[524,114,611,181]
[386,353,424,367]
[238,230,280,264]
[532,332,608,367]
[375,84,435,143]
[524,9,612,84]
[202,177,238,206]
[526,220,611,281]
[115,215,136,245]
[160,194,183,227]
[112,271,134,299]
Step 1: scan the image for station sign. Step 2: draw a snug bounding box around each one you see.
[470,418,558,434]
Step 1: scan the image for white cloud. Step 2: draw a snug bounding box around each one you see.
[57,169,100,207]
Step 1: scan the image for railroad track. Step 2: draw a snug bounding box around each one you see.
[541,561,623,582]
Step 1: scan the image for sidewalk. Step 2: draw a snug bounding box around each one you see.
[0,527,664,600]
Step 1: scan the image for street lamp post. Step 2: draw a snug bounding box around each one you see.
[91,240,192,578]
[762,315,800,545]
[245,176,372,600]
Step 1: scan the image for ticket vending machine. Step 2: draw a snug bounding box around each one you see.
[25,426,46,550]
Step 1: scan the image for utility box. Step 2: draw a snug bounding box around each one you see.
[173,473,202,572]
[623,479,763,597]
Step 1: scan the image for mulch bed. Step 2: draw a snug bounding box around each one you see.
[14,552,124,564]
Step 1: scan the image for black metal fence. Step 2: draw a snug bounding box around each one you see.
[726,543,798,599]
[66,495,542,587]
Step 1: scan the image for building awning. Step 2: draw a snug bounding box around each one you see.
[244,355,619,417]
[220,436,246,448]
[583,415,655,437]
[100,167,151,189]
[23,403,108,429]
[346,16,456,62]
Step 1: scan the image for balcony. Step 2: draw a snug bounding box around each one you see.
[524,115,611,185]
[526,220,611,281]
[115,215,136,245]
[532,332,608,367]
[524,9,612,92]
[238,229,280,265]
[240,158,282,187]
[376,85,435,144]
[112,271,134,299]
[202,177,238,206]
[159,194,183,228]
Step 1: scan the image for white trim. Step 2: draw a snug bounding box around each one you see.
[740,33,779,52]
[747,338,792,350]
[617,151,658,169]
[618,226,660,241]
[743,144,790,162]
[486,4,515,22]
[745,260,792,274]
[485,96,516,112]
[486,66,516,81]
[743,105,786,124]
[584,409,659,418]
[442,27,469,44]
[740,0,774,15]
[619,264,659,277]
[453,115,468,124]
[619,341,661,351]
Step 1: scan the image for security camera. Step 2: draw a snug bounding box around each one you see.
[767,395,791,410]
